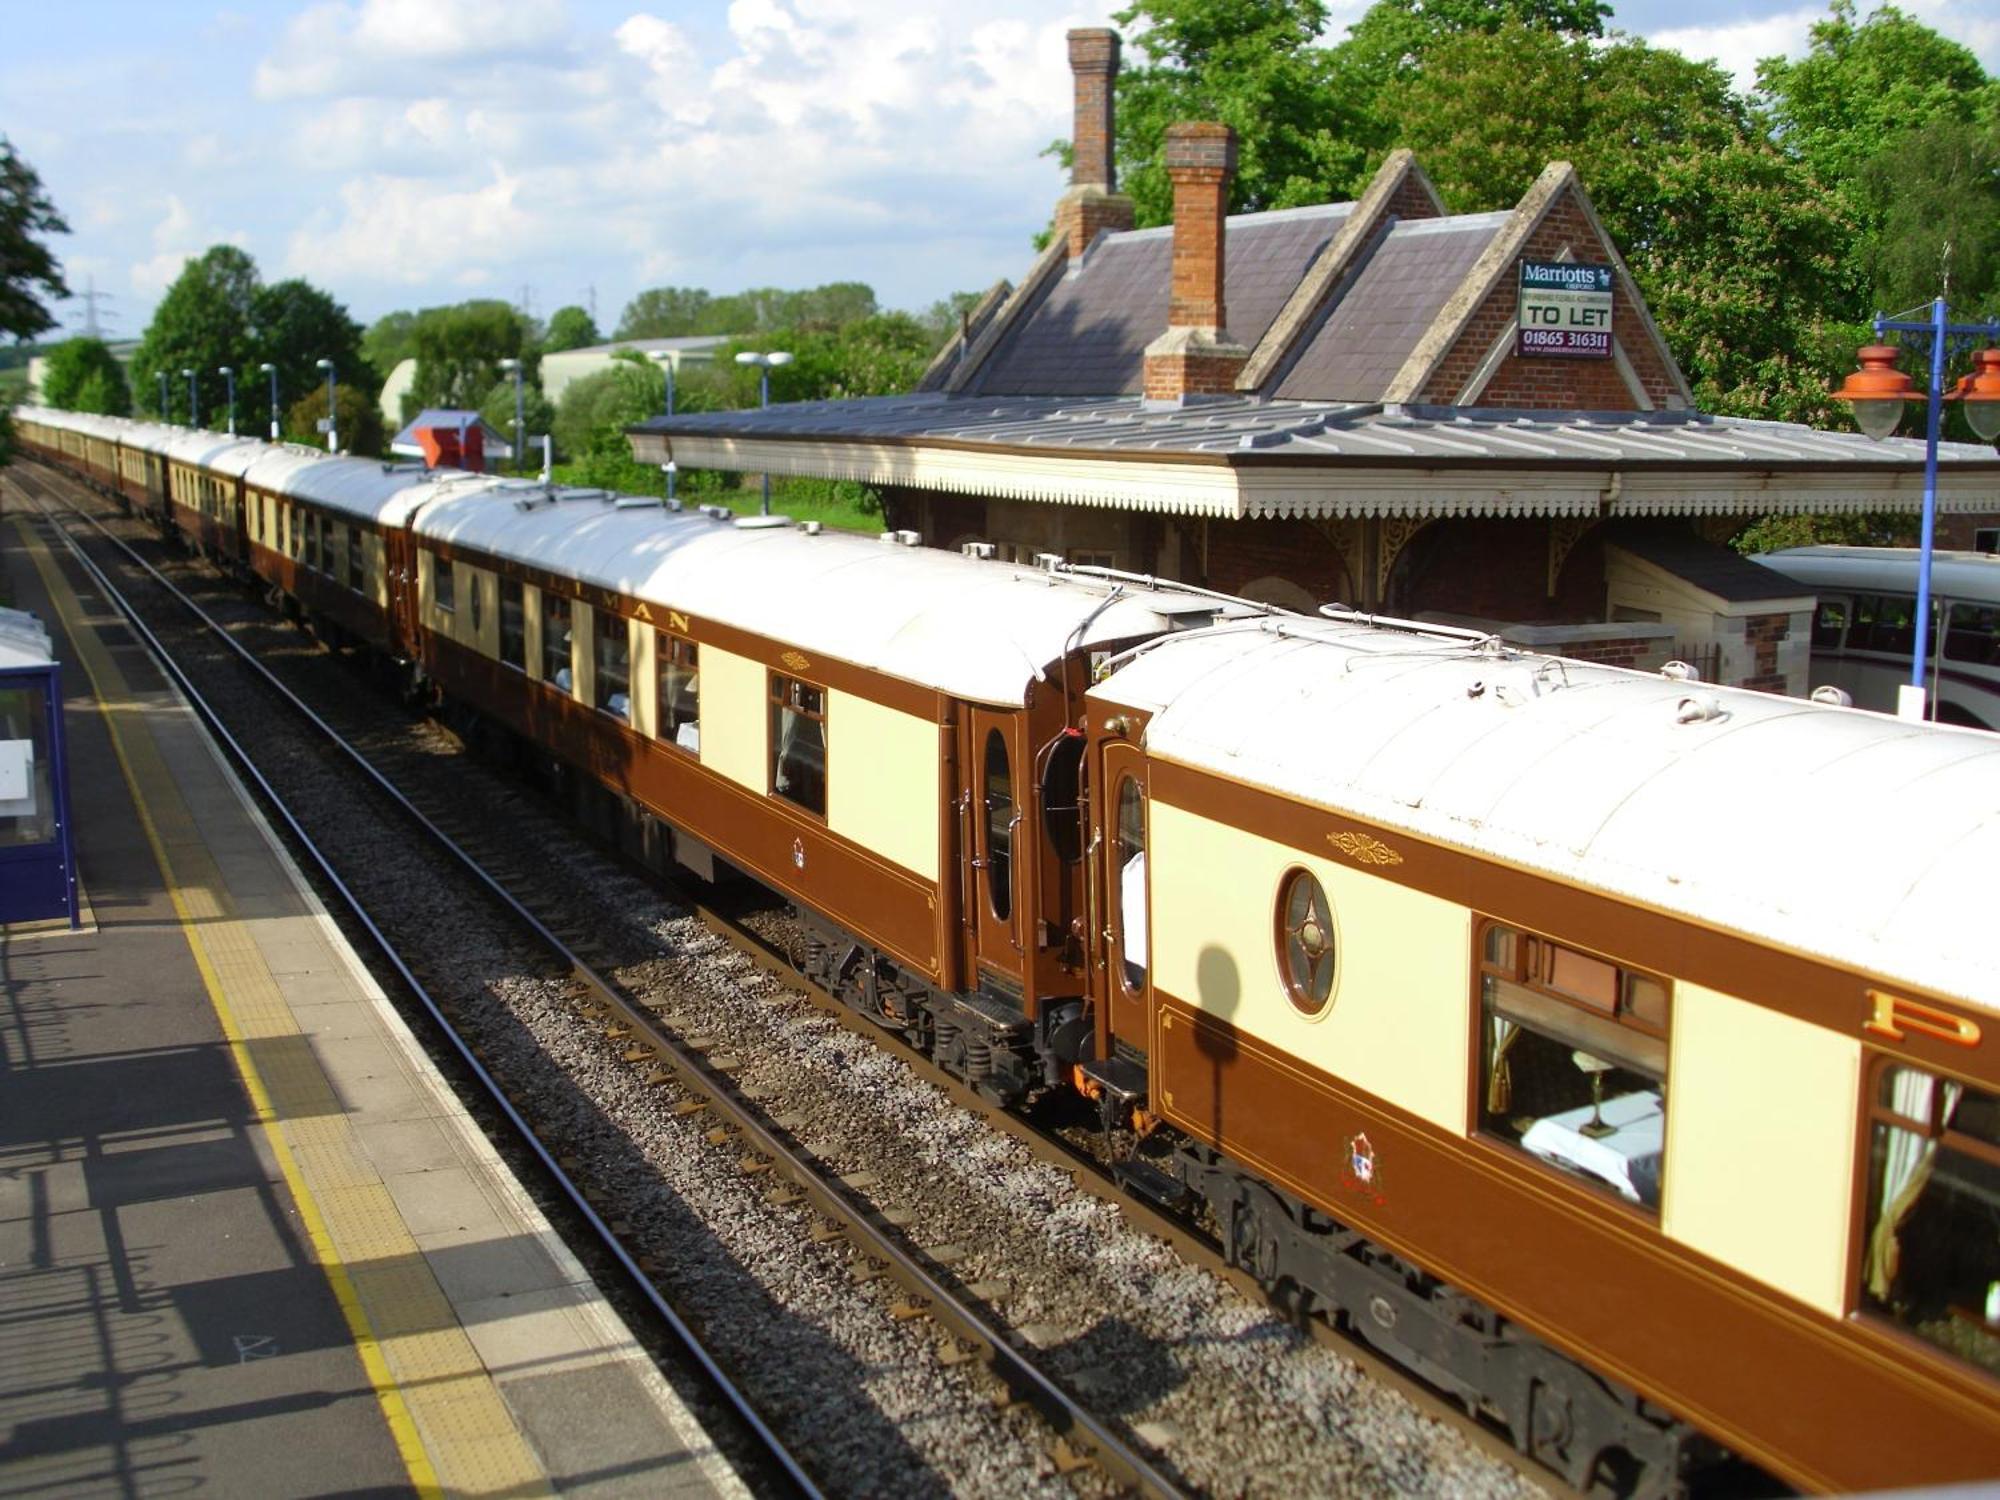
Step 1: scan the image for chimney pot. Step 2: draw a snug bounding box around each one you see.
[1143,120,1248,403]
[1053,28,1134,261]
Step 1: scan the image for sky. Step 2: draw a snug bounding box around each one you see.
[6,0,1997,343]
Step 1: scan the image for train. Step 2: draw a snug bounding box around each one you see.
[14,405,2000,1496]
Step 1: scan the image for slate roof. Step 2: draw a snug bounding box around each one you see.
[970,204,1353,397]
[391,408,513,459]
[1274,214,1509,400]
[1605,523,1813,602]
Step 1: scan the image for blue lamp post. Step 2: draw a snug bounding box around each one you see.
[733,350,793,516]
[314,358,338,451]
[1834,301,2000,720]
[260,363,279,440]
[499,357,525,474]
[218,365,237,437]
[181,367,197,428]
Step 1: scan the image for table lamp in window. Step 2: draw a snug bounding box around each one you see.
[1572,1050,1616,1139]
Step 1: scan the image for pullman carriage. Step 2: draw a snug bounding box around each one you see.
[161,429,262,567]
[1080,615,2000,1492]
[409,489,1212,1098]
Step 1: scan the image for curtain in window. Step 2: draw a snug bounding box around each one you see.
[1486,1013,1520,1114]
[1867,1069,1965,1301]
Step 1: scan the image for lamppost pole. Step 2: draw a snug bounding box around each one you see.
[1834,301,2000,719]
[260,363,278,440]
[182,368,197,428]
[316,359,337,452]
[499,357,525,475]
[218,365,236,437]
[733,350,792,516]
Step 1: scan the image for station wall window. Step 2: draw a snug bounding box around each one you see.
[1862,1062,2000,1378]
[541,593,573,691]
[769,673,826,815]
[657,633,698,752]
[433,555,455,613]
[499,577,525,670]
[593,607,629,721]
[1476,920,1669,1211]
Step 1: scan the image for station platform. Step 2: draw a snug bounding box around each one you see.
[0,495,747,1497]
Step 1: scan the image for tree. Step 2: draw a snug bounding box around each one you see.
[255,278,372,422]
[616,286,713,340]
[479,377,556,467]
[542,305,600,352]
[132,245,260,426]
[40,337,131,414]
[283,383,383,458]
[0,139,67,342]
[408,300,535,411]
[553,357,657,462]
[1854,119,2000,314]
[363,309,419,376]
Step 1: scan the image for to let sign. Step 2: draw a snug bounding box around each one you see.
[1517,262,1613,358]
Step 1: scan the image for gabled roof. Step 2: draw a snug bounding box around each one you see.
[391,409,513,459]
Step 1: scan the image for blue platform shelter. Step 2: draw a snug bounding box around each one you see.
[0,607,78,927]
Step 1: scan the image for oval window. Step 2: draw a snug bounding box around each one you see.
[1277,869,1336,1015]
[983,728,1012,922]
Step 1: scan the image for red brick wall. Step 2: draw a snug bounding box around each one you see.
[1935,512,2000,550]
[1390,518,1605,619]
[1387,174,1441,223]
[1143,350,1245,399]
[1742,611,1790,693]
[1204,519,1353,602]
[1419,186,1683,411]
[1543,635,1659,669]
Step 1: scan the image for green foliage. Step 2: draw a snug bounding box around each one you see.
[1731,510,1917,554]
[132,246,259,426]
[282,384,384,458]
[1854,120,2000,315]
[478,378,556,469]
[408,300,537,411]
[40,337,131,415]
[614,281,880,340]
[363,310,418,375]
[553,360,659,463]
[0,407,14,468]
[542,305,600,352]
[0,140,67,342]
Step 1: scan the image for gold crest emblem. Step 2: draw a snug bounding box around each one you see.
[1327,830,1403,867]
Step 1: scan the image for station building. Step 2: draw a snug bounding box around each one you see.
[630,31,2000,695]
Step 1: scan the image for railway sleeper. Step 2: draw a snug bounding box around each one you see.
[1169,1142,1719,1499]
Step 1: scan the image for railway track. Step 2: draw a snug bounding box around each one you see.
[16,459,1558,1499]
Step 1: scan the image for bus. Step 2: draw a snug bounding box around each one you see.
[1754,545,2000,728]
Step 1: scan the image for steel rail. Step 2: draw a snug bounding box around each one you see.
[23,465,1196,1500]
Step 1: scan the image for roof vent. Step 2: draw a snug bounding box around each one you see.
[897,530,922,547]
[1675,693,1727,724]
[879,529,901,544]
[1810,685,1853,707]
[961,541,997,560]
[1660,659,1701,682]
[801,520,822,535]
[734,514,790,530]
[1036,552,1065,572]
[614,496,663,510]
[699,504,732,521]
[666,498,684,512]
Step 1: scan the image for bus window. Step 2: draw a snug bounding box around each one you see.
[1851,594,1916,657]
[1944,603,2000,667]
[1812,599,1848,651]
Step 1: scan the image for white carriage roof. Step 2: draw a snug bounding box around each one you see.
[265,452,479,525]
[416,490,1233,705]
[629,395,2000,520]
[1098,620,2000,1011]
[1754,545,2000,601]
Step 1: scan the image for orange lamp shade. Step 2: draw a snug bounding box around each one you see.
[1952,347,2000,442]
[1834,343,1916,439]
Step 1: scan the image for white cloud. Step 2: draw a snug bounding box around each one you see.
[255,0,573,99]
[284,168,536,284]
[1648,0,2000,95]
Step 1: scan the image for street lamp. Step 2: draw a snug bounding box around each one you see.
[218,365,236,437]
[157,371,169,422]
[1833,299,2000,720]
[499,357,525,475]
[651,350,677,418]
[315,359,337,452]
[259,363,279,440]
[181,367,197,428]
[734,349,793,516]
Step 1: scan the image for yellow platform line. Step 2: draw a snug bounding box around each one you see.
[14,515,550,1498]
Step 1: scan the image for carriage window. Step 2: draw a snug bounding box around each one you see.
[304,511,321,571]
[1040,732,1085,863]
[1863,1062,2000,1378]
[657,633,699,752]
[1114,775,1146,992]
[262,495,272,543]
[433,555,455,613]
[541,593,572,690]
[1477,920,1668,1212]
[499,577,525,669]
[1943,603,2000,667]
[593,608,629,721]
[349,527,365,594]
[1277,869,1336,1016]
[984,728,1013,922]
[1812,599,1848,651]
[320,516,335,579]
[770,673,826,816]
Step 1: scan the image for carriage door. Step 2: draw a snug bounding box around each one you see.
[1096,739,1149,1047]
[968,708,1023,977]
[386,530,422,655]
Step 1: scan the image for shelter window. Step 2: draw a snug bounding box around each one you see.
[1812,599,1848,651]
[593,607,629,721]
[657,633,698,752]
[541,593,573,691]
[1862,1061,2000,1379]
[1476,920,1668,1213]
[984,728,1013,922]
[348,528,365,594]
[1944,603,2000,667]
[433,555,455,613]
[499,578,525,669]
[769,673,826,816]
[1114,775,1146,992]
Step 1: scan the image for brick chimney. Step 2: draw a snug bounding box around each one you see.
[1051,28,1134,262]
[1142,121,1248,402]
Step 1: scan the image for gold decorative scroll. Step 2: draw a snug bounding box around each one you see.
[780,649,811,673]
[1328,830,1403,867]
